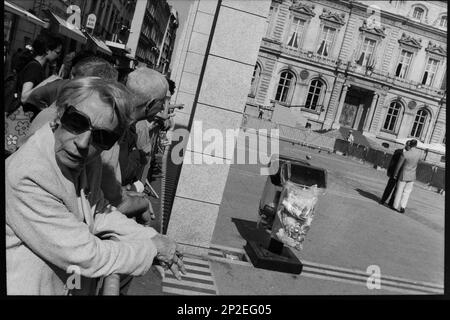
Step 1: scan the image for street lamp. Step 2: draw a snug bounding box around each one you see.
[156,7,177,68]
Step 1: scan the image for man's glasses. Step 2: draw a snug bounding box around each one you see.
[60,105,121,150]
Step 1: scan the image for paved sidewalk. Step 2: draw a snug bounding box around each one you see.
[129,142,444,295]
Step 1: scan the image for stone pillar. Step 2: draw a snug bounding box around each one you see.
[332,84,350,129]
[397,112,412,139]
[166,0,271,256]
[364,92,379,132]
[353,104,363,130]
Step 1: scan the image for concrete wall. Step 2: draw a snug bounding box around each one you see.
[167,0,271,255]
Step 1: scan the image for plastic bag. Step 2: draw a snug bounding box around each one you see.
[271,181,320,251]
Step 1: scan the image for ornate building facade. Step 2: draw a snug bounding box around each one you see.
[246,0,446,161]
[127,0,178,74]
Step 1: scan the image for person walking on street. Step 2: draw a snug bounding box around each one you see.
[345,129,354,156]
[379,141,410,206]
[392,139,421,213]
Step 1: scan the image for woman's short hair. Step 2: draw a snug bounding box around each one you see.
[71,56,118,80]
[55,77,133,135]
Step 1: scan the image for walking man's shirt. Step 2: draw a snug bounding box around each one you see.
[392,142,421,212]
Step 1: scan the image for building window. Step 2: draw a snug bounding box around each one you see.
[395,50,413,79]
[356,38,376,66]
[266,5,279,38]
[441,69,446,90]
[250,63,261,97]
[304,79,324,110]
[390,1,403,8]
[317,26,336,57]
[412,7,425,21]
[286,17,305,49]
[422,58,440,86]
[383,101,402,132]
[275,71,294,103]
[149,4,155,16]
[410,109,428,139]
[439,15,447,28]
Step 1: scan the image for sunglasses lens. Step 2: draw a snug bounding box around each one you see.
[61,105,120,150]
[92,130,120,150]
[61,107,90,134]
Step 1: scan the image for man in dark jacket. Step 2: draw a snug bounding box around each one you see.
[379,141,410,206]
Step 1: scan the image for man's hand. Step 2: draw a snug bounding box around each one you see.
[117,191,155,224]
[151,234,187,280]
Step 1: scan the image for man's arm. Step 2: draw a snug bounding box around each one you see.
[393,153,405,179]
[6,175,157,278]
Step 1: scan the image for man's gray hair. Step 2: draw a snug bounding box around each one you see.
[126,67,168,108]
[55,77,133,135]
[71,56,118,80]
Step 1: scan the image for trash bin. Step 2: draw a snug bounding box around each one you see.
[248,156,327,274]
[270,160,327,251]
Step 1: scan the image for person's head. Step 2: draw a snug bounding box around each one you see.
[32,35,63,62]
[70,56,118,80]
[408,139,418,149]
[126,67,169,121]
[53,77,133,172]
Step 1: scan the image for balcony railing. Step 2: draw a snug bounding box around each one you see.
[260,39,445,99]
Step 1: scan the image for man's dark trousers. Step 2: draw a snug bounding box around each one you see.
[380,177,397,206]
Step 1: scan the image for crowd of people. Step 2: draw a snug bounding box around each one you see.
[5,34,185,295]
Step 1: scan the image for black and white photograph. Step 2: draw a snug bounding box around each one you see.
[2,0,446,300]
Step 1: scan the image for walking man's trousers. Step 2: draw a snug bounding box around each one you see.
[393,180,414,210]
[380,177,397,206]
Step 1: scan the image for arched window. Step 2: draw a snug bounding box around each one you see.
[250,63,261,97]
[383,101,402,132]
[412,7,425,21]
[275,71,295,103]
[410,109,429,139]
[305,79,325,110]
[439,15,447,28]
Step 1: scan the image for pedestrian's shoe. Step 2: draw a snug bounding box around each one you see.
[398,208,405,214]
[378,200,385,205]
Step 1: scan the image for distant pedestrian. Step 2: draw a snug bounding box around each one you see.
[258,108,264,119]
[392,139,421,213]
[379,141,410,206]
[345,129,354,156]
[347,130,354,144]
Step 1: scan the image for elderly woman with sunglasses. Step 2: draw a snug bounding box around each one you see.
[5,77,185,295]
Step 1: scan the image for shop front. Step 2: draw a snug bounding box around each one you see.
[4,1,49,73]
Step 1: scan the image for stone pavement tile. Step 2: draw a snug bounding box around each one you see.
[209,260,397,295]
[127,271,164,295]
[212,145,444,290]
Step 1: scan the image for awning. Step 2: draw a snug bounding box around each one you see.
[44,10,87,44]
[85,33,112,55]
[4,1,49,28]
[105,40,131,54]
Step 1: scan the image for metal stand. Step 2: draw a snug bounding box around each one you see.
[244,237,303,275]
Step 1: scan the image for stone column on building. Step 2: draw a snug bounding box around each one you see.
[166,0,272,256]
[397,112,412,139]
[430,103,446,144]
[332,83,350,129]
[424,112,436,144]
[363,92,379,132]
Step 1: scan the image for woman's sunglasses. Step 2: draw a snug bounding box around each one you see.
[60,105,121,150]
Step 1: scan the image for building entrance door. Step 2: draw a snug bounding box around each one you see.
[339,103,359,128]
